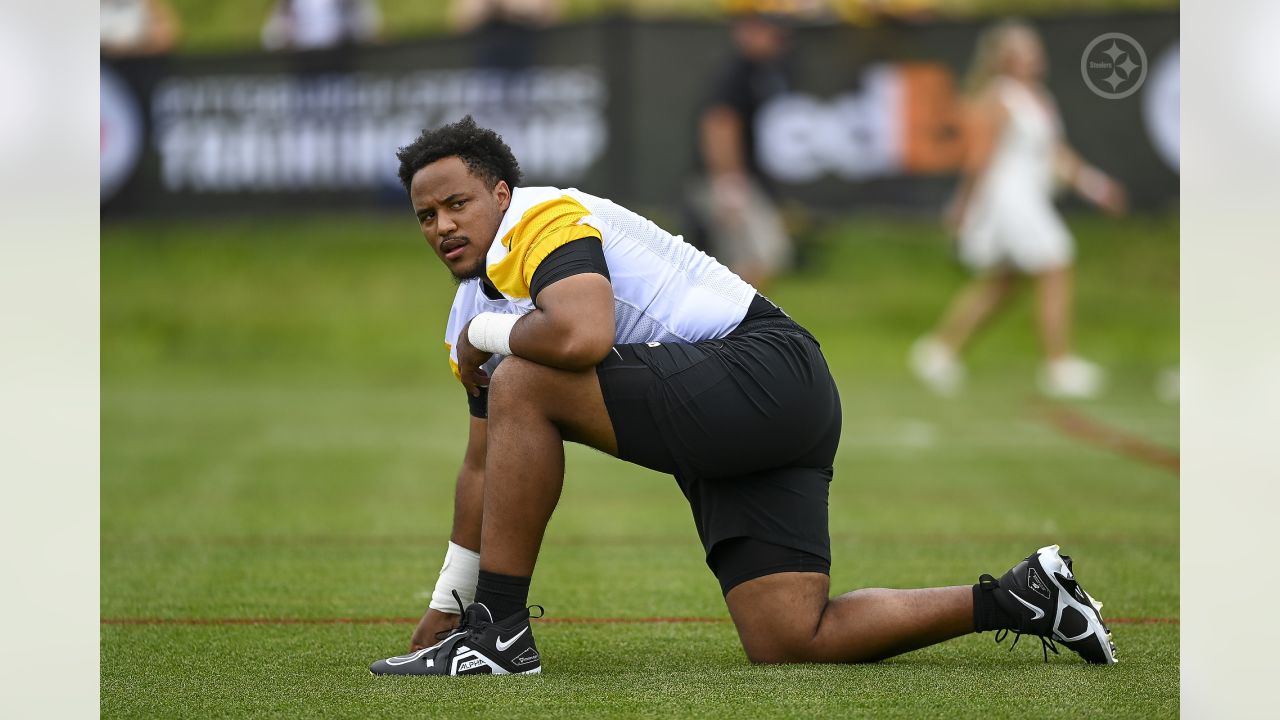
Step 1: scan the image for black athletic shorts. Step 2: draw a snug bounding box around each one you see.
[596,298,842,594]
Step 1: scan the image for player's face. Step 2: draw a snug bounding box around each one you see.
[410,156,512,281]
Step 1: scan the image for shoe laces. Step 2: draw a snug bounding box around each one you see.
[433,591,547,642]
[994,627,1060,663]
[432,589,482,642]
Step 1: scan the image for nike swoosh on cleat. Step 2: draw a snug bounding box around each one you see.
[1009,591,1046,621]
[495,626,529,652]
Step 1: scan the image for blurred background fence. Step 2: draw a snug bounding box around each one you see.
[101,4,1177,220]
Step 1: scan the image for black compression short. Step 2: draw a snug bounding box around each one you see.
[708,537,831,595]
[596,300,842,593]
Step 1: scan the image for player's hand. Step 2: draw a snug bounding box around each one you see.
[457,321,494,397]
[409,607,460,652]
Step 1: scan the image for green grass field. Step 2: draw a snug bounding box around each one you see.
[102,211,1178,717]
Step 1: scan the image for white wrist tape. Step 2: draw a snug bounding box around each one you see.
[429,541,480,613]
[468,312,520,356]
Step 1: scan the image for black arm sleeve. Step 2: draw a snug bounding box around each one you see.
[466,386,489,419]
[528,237,610,305]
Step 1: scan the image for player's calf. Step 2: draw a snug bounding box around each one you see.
[728,574,977,664]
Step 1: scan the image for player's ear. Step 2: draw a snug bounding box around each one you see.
[493,180,511,211]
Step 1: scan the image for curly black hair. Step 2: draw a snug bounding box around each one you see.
[396,116,523,193]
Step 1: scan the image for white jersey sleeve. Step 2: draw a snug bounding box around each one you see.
[443,281,507,382]
[485,187,757,346]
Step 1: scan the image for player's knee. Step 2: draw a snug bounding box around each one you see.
[487,356,546,409]
[736,616,824,664]
[743,645,786,664]
[741,633,817,664]
[489,355,535,393]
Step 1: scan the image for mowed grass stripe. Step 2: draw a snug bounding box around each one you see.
[1038,404,1180,473]
[102,615,1177,626]
[99,529,1178,546]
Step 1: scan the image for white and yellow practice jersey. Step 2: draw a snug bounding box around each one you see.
[443,186,757,380]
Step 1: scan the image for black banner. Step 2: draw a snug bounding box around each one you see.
[101,13,1177,218]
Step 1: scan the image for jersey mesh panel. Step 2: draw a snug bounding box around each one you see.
[614,301,682,345]
[583,196,748,305]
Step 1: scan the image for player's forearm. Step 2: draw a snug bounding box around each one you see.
[467,275,615,371]
[449,461,484,551]
[447,414,488,552]
[426,462,482,618]
[510,308,613,371]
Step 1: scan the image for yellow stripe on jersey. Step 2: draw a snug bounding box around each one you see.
[445,342,461,381]
[487,196,599,299]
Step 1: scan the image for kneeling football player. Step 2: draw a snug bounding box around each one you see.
[369,118,1116,676]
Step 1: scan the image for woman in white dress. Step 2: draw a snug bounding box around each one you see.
[911,20,1127,399]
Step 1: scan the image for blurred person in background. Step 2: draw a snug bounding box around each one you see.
[101,0,180,56]
[450,0,563,72]
[830,0,943,25]
[262,0,382,51]
[687,12,795,291]
[910,20,1127,399]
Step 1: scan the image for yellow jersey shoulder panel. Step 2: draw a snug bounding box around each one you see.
[487,195,601,299]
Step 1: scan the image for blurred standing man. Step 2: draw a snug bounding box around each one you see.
[262,0,382,51]
[689,13,794,290]
[450,0,563,72]
[911,20,1127,399]
[100,0,180,56]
